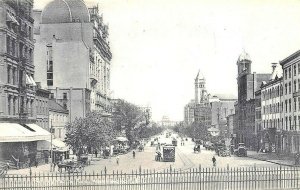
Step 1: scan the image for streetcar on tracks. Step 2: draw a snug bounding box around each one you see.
[155,145,175,162]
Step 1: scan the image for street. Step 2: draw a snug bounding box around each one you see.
[7,132,277,176]
[83,135,277,174]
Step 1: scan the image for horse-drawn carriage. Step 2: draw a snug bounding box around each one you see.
[194,145,201,153]
[138,145,144,152]
[57,160,84,173]
[0,163,9,177]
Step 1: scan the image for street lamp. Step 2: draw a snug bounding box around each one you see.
[50,119,54,172]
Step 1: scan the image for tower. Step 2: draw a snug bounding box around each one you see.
[194,70,208,104]
[237,50,252,77]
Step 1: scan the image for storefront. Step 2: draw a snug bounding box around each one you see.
[0,123,51,167]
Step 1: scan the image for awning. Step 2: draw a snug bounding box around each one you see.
[37,139,68,151]
[29,76,37,86]
[0,123,51,142]
[115,137,128,142]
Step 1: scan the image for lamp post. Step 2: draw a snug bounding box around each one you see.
[50,119,53,172]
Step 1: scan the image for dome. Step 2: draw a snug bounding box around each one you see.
[238,50,251,62]
[41,0,90,24]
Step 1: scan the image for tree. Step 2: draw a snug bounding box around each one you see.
[64,112,116,157]
[111,99,163,144]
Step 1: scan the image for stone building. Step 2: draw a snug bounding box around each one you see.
[35,87,50,130]
[234,50,271,149]
[279,50,300,154]
[0,0,51,164]
[194,71,211,126]
[33,0,112,121]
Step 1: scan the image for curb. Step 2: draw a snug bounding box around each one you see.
[247,155,299,167]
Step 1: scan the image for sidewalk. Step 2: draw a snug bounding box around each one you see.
[247,151,298,167]
[7,154,102,175]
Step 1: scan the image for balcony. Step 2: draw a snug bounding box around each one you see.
[293,91,300,98]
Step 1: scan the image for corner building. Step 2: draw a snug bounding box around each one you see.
[33,0,112,121]
[279,50,300,154]
[235,51,271,149]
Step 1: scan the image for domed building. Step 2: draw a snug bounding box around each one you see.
[33,0,112,122]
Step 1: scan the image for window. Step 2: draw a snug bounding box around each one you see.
[298,63,300,74]
[289,116,292,130]
[285,100,288,112]
[49,93,54,99]
[294,80,297,92]
[294,116,297,130]
[289,99,292,112]
[12,67,16,85]
[7,65,11,84]
[47,46,53,86]
[285,83,287,95]
[289,82,291,94]
[7,95,11,115]
[298,116,300,131]
[289,67,291,78]
[294,65,297,76]
[63,93,67,99]
[13,97,16,115]
[285,69,288,80]
[6,36,10,54]
[295,98,297,111]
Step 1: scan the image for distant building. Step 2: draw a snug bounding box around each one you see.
[209,95,236,136]
[234,50,271,149]
[184,100,195,124]
[33,0,112,121]
[159,116,179,127]
[194,71,211,126]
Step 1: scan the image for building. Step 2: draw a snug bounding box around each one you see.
[279,50,300,155]
[49,99,69,141]
[209,95,236,136]
[194,71,211,126]
[33,0,112,121]
[234,50,271,149]
[0,0,51,164]
[35,87,50,130]
[0,0,35,124]
[159,115,179,127]
[259,63,283,153]
[226,114,234,139]
[184,99,195,124]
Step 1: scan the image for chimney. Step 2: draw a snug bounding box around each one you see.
[271,63,277,72]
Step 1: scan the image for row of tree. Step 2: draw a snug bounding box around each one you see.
[173,122,223,143]
[64,99,163,156]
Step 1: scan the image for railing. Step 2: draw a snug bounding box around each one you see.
[1,166,300,190]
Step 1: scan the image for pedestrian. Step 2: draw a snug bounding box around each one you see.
[35,159,38,168]
[133,150,136,159]
[212,156,216,167]
[116,155,119,165]
[95,150,98,158]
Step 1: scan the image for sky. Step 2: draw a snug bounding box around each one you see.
[34,0,300,122]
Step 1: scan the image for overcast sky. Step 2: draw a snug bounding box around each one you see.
[34,0,300,121]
